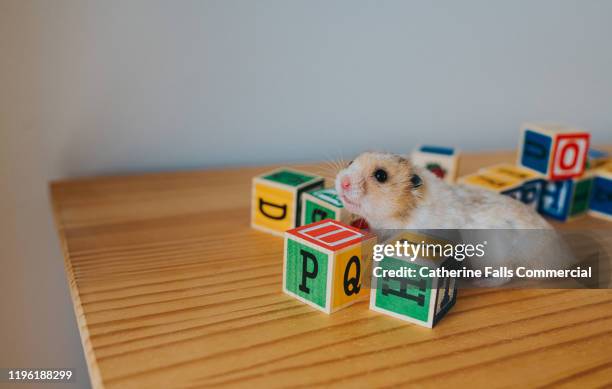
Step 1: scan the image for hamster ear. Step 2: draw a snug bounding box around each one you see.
[410,174,423,189]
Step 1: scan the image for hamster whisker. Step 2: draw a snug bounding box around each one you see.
[320,157,344,176]
[312,163,340,181]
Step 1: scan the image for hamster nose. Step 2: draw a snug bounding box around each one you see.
[341,176,351,190]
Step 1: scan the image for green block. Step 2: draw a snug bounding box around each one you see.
[285,239,328,308]
[309,188,344,208]
[263,169,317,187]
[374,256,432,323]
[569,178,593,216]
[304,201,337,225]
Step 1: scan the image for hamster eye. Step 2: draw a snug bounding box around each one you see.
[373,169,388,183]
[347,160,353,167]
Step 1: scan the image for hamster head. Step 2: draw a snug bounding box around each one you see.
[335,151,425,228]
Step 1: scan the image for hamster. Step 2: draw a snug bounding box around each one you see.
[335,151,573,286]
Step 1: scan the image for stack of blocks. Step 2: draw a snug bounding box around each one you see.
[301,188,352,225]
[283,219,375,313]
[517,122,594,221]
[251,168,324,236]
[369,232,457,328]
[411,145,460,184]
[459,122,611,222]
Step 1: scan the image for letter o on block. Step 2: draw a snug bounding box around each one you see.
[283,220,376,314]
[552,134,589,179]
[518,123,590,180]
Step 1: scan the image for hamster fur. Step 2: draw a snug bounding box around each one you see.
[335,151,573,285]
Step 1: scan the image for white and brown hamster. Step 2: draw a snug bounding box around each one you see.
[335,151,573,285]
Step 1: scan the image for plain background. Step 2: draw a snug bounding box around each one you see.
[1,1,611,387]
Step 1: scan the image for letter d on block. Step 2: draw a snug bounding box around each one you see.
[299,249,318,294]
[258,198,287,220]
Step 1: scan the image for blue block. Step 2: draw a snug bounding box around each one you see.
[588,149,608,159]
[503,179,544,208]
[589,176,612,217]
[538,180,573,221]
[419,145,455,156]
[521,130,552,174]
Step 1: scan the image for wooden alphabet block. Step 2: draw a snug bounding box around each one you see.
[459,170,540,207]
[369,232,457,328]
[478,163,545,210]
[283,219,376,313]
[517,122,590,180]
[411,145,460,183]
[459,171,519,193]
[251,168,324,236]
[301,188,351,226]
[588,163,612,221]
[538,174,594,222]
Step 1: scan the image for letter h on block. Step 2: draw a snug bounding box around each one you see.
[518,122,590,180]
[283,219,376,313]
[251,168,324,236]
[369,232,457,328]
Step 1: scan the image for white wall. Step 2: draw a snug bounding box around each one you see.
[1,1,611,387]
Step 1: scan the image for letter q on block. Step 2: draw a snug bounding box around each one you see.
[283,219,377,314]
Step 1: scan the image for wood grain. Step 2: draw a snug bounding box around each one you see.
[50,150,612,389]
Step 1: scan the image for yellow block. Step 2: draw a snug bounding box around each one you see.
[460,172,519,192]
[598,162,612,178]
[482,164,541,181]
[332,242,372,310]
[252,183,295,235]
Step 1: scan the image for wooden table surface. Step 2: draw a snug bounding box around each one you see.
[50,150,612,389]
